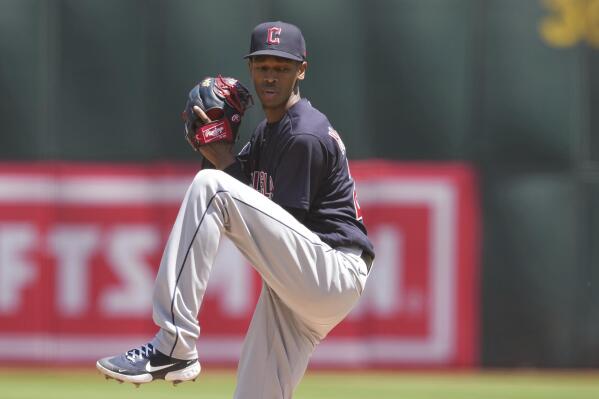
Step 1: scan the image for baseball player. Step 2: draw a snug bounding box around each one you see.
[96,21,375,399]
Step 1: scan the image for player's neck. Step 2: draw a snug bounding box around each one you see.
[264,92,301,124]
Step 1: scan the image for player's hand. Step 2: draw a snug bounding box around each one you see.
[192,105,211,124]
[193,106,236,170]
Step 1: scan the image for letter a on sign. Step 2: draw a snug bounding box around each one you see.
[267,27,281,44]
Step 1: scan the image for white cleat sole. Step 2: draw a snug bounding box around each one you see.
[96,360,201,386]
[96,361,153,384]
[166,361,201,383]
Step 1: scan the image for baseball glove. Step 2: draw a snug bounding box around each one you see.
[182,75,253,152]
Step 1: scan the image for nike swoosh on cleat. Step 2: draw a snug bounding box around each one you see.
[145,362,178,373]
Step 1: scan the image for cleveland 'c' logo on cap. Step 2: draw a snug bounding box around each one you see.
[267,26,282,45]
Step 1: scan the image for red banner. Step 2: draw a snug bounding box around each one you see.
[0,161,479,367]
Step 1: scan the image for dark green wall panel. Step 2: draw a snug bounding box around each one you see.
[0,0,43,158]
[478,0,582,167]
[585,182,599,366]
[55,1,152,159]
[481,174,583,367]
[365,0,474,160]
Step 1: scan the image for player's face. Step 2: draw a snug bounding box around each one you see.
[249,56,306,110]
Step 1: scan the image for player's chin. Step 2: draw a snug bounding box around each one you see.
[257,89,274,100]
[259,96,284,109]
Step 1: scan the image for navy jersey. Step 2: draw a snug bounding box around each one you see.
[226,98,374,258]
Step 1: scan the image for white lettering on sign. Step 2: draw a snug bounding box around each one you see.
[0,223,257,318]
[99,226,159,315]
[0,223,38,314]
[49,225,100,316]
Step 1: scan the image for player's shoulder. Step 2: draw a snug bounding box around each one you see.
[288,99,346,154]
[287,98,330,137]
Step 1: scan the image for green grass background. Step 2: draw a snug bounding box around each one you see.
[0,367,598,399]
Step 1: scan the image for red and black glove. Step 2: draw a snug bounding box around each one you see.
[182,75,253,151]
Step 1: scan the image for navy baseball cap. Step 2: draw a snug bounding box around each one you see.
[244,21,306,62]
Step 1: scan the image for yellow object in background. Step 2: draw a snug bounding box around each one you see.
[540,0,599,47]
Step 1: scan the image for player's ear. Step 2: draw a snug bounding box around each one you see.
[297,61,307,81]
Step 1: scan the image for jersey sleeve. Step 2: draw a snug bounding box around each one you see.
[272,134,326,210]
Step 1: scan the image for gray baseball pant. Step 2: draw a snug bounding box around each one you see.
[150,169,369,399]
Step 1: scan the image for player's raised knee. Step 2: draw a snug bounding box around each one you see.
[192,168,226,185]
[190,169,228,192]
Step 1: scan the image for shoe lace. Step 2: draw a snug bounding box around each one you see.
[125,343,156,362]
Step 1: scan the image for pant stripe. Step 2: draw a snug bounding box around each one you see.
[168,190,226,357]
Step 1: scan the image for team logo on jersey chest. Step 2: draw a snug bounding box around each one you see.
[251,170,274,199]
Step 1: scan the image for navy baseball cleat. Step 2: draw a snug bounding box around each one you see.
[96,343,201,386]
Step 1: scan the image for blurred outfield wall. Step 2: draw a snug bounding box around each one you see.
[0,0,598,367]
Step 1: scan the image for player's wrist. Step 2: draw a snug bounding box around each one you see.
[214,156,235,171]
